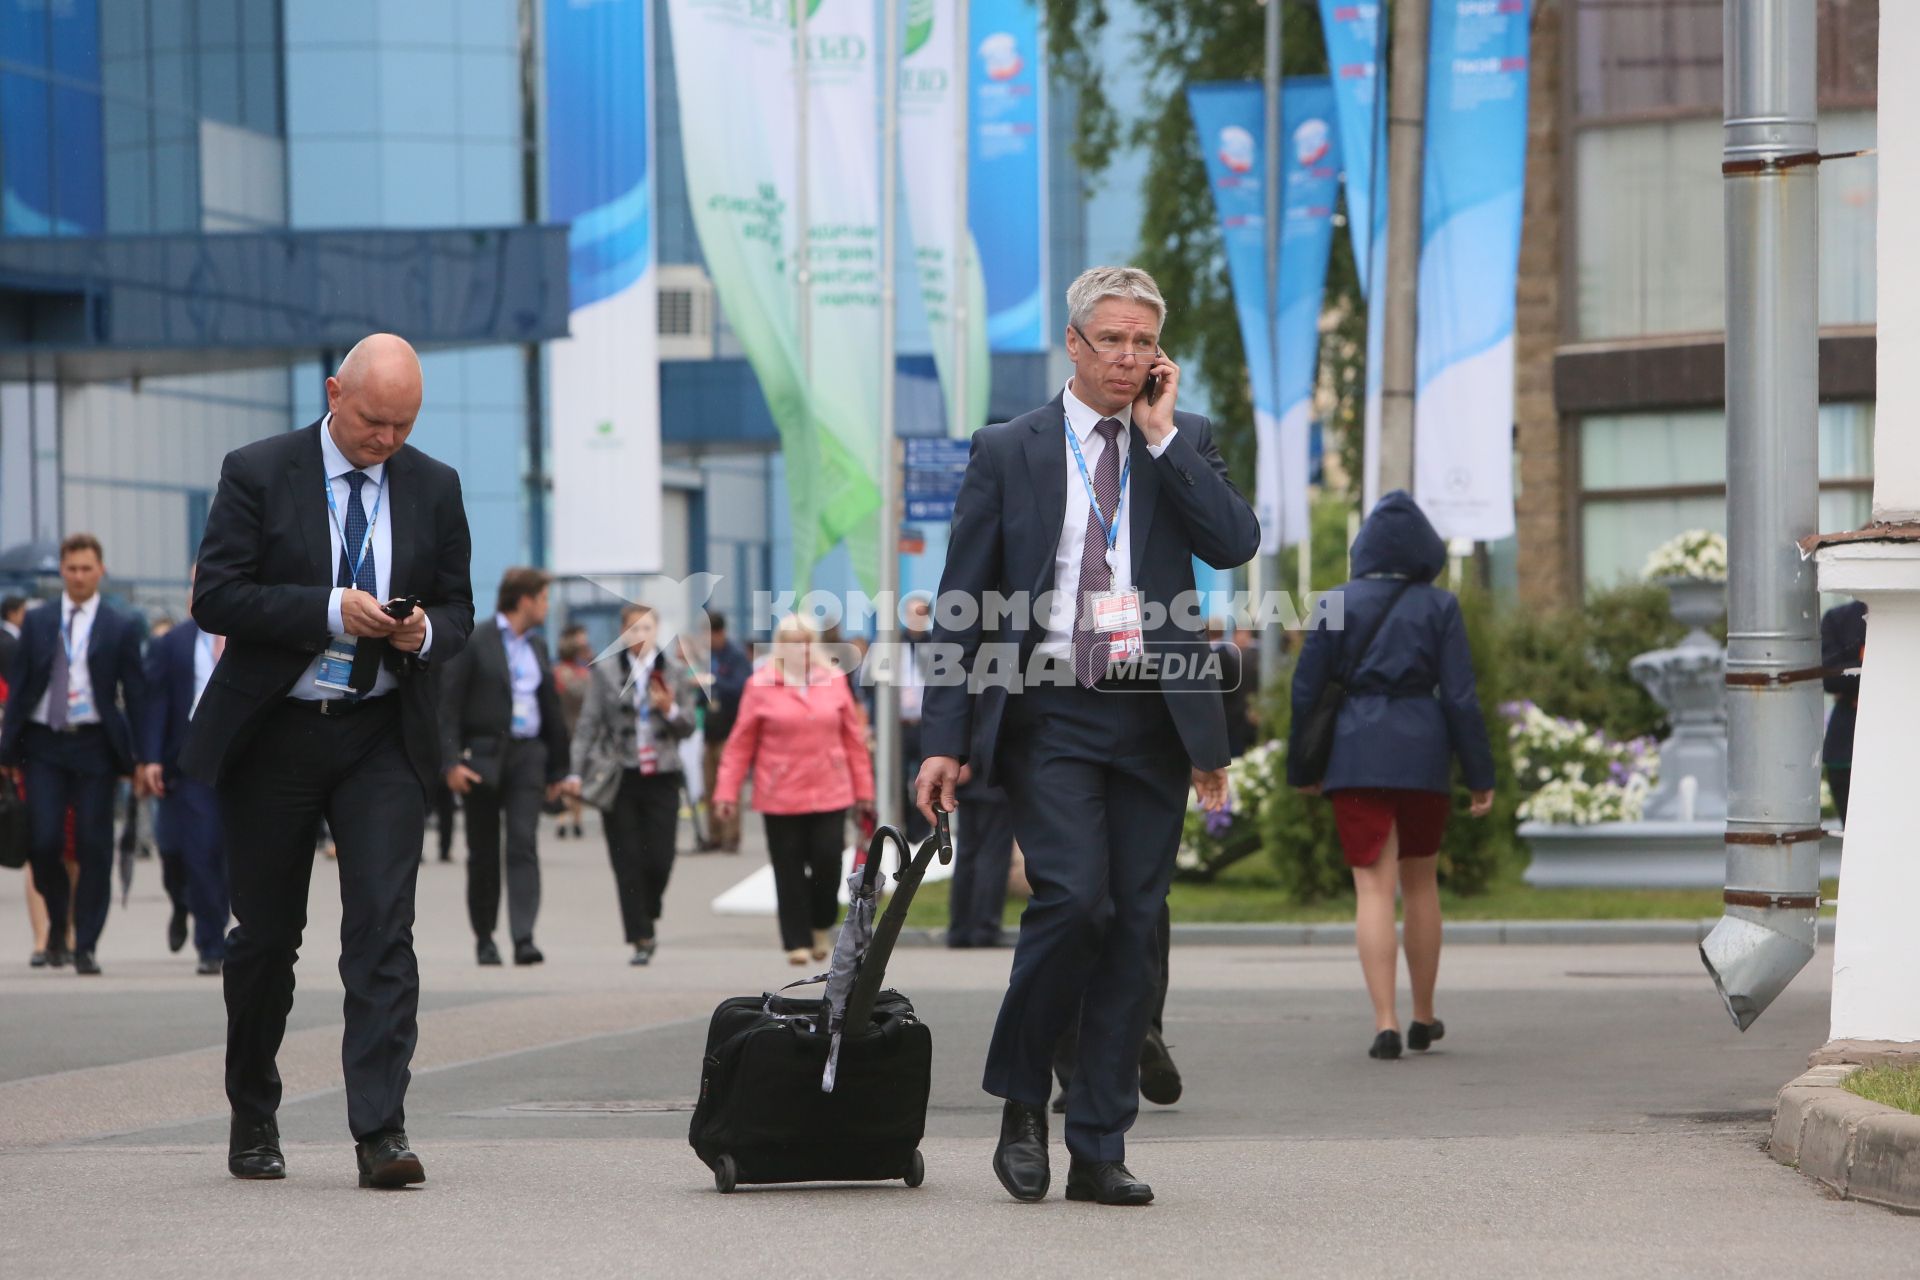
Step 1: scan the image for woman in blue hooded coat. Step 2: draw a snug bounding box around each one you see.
[1288,491,1497,1060]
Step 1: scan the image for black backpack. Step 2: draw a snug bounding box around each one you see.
[1290,581,1413,786]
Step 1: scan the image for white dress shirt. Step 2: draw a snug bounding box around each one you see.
[290,415,433,700]
[192,628,219,717]
[1037,381,1178,661]
[31,594,101,726]
[499,613,543,739]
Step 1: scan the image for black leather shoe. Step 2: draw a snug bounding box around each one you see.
[29,950,47,969]
[630,940,656,966]
[74,951,101,976]
[1065,1158,1154,1206]
[1139,1029,1183,1106]
[1369,1029,1403,1060]
[1407,1019,1446,1052]
[45,946,70,969]
[356,1131,425,1189]
[197,958,224,976]
[513,941,544,966]
[992,1100,1050,1203]
[476,938,502,967]
[228,1116,286,1180]
[168,906,189,953]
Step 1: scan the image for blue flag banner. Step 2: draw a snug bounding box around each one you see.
[970,0,1048,353]
[545,0,663,574]
[1317,0,1389,513]
[1189,78,1342,552]
[1416,0,1530,540]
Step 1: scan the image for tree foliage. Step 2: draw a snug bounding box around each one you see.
[1044,0,1365,498]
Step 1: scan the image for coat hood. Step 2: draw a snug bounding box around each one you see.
[1349,490,1447,584]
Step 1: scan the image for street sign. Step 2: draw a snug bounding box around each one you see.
[904,437,972,523]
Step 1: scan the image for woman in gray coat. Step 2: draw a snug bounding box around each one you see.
[569,604,700,965]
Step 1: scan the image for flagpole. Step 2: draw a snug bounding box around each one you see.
[1378,0,1429,494]
[1259,0,1285,691]
[795,0,812,431]
[875,0,902,832]
[951,0,971,438]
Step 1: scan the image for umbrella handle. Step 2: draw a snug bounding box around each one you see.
[859,822,912,894]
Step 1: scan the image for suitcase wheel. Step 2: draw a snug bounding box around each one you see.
[904,1150,925,1189]
[714,1154,738,1194]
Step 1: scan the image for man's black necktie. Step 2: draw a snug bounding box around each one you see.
[338,471,381,695]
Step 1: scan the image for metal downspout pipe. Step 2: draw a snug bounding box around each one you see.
[1699,0,1825,1030]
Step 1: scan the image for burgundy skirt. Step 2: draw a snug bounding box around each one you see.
[1330,788,1452,869]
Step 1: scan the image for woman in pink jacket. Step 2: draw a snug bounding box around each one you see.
[714,615,876,964]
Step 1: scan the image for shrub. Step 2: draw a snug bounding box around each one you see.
[1491,583,1687,743]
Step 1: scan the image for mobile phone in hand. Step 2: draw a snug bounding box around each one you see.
[1143,371,1161,404]
[383,596,421,621]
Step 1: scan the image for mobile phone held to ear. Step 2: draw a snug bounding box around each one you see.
[383,596,421,621]
[1143,371,1162,405]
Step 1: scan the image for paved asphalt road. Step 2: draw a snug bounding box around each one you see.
[0,811,1911,1278]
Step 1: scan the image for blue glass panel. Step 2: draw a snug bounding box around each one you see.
[52,83,107,235]
[1,72,56,235]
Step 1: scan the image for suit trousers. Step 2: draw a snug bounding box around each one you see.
[156,776,230,960]
[603,768,680,944]
[1052,903,1171,1094]
[21,724,117,955]
[983,679,1188,1164]
[763,810,845,952]
[463,738,546,945]
[947,791,1014,947]
[219,697,425,1142]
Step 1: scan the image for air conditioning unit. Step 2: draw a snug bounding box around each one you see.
[657,265,715,360]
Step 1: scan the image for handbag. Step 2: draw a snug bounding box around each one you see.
[0,770,28,871]
[1290,580,1414,787]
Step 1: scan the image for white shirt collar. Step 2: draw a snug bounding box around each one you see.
[1062,380,1132,445]
[320,413,387,487]
[63,594,98,622]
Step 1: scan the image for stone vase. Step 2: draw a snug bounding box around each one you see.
[1628,576,1730,822]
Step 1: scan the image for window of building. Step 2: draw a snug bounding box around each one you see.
[1578,403,1874,588]
[1575,110,1877,340]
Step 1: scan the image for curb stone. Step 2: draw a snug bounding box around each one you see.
[1772,1065,1920,1213]
[896,918,1837,948]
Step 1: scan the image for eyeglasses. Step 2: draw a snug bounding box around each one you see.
[1071,324,1162,365]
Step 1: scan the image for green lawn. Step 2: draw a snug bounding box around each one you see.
[902,855,1839,929]
[1845,1064,1920,1117]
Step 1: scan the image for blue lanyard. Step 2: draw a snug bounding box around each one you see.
[323,472,384,589]
[1065,415,1130,561]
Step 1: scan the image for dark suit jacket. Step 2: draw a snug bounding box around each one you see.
[0,597,149,774]
[182,420,475,789]
[1822,600,1866,766]
[437,620,570,784]
[921,394,1262,783]
[139,619,203,779]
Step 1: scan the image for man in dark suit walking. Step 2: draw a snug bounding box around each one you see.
[0,534,150,974]
[0,595,26,677]
[439,566,570,967]
[137,568,229,975]
[183,333,473,1189]
[917,267,1258,1206]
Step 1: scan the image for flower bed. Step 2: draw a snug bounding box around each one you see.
[1504,700,1657,826]
[1641,528,1728,583]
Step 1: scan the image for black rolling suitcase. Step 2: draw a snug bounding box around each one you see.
[690,812,951,1193]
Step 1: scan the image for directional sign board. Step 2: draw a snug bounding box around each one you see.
[904,437,973,523]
